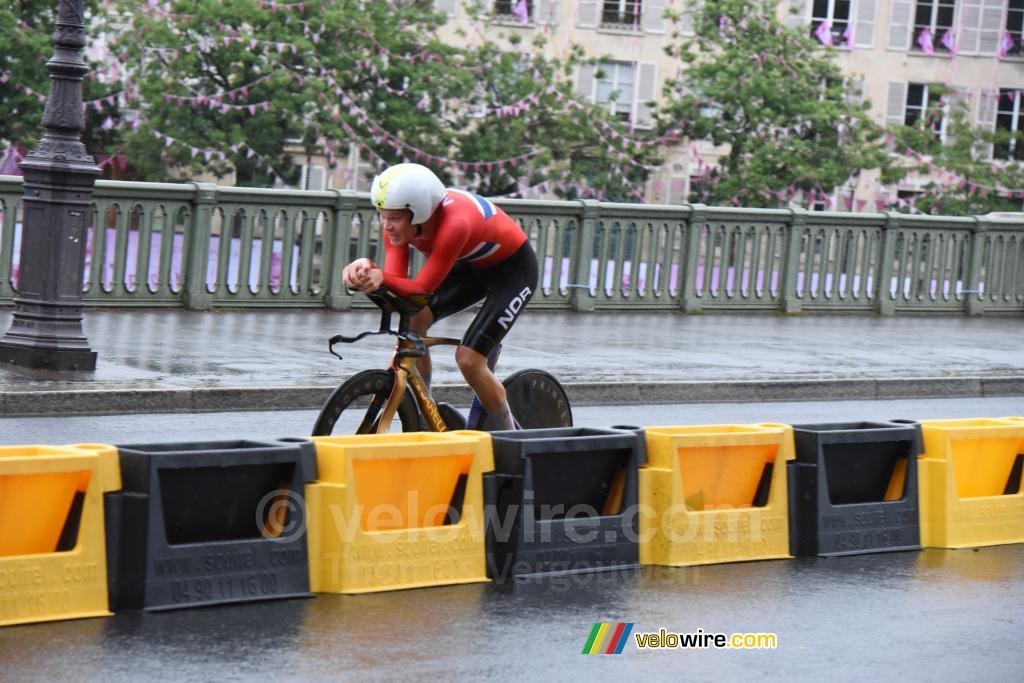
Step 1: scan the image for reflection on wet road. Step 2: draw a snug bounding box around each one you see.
[1,545,1021,681]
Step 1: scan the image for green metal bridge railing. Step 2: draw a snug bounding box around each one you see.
[1,176,1021,314]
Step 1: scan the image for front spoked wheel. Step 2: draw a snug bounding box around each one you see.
[480,369,573,430]
[312,369,420,435]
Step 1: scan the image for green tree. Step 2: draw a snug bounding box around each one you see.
[100,0,463,186]
[887,92,1024,215]
[0,1,57,155]
[98,0,658,198]
[658,0,889,207]
[1,1,118,163]
[448,18,660,200]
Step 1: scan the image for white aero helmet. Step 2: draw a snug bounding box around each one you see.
[370,163,446,225]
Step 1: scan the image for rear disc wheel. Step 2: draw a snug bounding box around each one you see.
[480,369,573,431]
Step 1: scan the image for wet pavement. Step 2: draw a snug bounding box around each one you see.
[0,308,1021,415]
[2,397,1022,445]
[2,399,1023,681]
[0,307,1022,680]
[0,545,1021,681]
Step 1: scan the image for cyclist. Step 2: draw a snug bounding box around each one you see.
[342,163,538,431]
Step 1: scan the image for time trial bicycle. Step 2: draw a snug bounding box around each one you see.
[311,286,572,435]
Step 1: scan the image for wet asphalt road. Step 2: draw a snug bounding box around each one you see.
[1,399,1022,681]
[0,545,1021,681]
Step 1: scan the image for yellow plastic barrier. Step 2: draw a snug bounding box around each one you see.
[639,424,795,566]
[306,431,494,593]
[0,444,121,627]
[917,417,1024,548]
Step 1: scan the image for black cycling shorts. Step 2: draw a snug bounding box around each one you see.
[427,241,539,356]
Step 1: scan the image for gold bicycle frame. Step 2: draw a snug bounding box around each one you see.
[374,334,463,433]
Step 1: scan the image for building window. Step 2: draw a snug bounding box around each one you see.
[995,89,1024,160]
[594,61,636,122]
[494,0,532,22]
[897,188,924,210]
[905,83,946,139]
[1007,0,1024,57]
[911,0,956,53]
[811,0,852,46]
[601,0,641,30]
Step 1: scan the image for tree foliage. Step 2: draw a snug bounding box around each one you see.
[658,0,890,207]
[887,92,1024,215]
[74,0,658,199]
[0,1,59,154]
[0,1,118,161]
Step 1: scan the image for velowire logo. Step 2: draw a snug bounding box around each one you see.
[582,622,634,655]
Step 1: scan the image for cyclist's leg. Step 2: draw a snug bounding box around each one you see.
[458,242,539,429]
[465,344,501,429]
[425,262,488,401]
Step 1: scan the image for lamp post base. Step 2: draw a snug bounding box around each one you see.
[0,342,97,371]
[0,304,97,371]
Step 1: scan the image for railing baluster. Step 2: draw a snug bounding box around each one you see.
[1,177,1019,314]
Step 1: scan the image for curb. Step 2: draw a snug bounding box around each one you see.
[2,375,1022,417]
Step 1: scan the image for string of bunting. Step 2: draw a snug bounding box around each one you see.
[0,71,47,102]
[257,1,307,10]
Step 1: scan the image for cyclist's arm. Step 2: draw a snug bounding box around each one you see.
[379,220,472,297]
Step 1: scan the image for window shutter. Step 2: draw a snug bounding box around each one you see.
[643,0,667,33]
[978,0,1003,54]
[975,89,999,160]
[668,175,689,205]
[350,145,377,192]
[846,77,866,106]
[634,61,658,129]
[536,0,559,26]
[853,0,877,49]
[887,0,913,50]
[679,0,698,35]
[306,165,327,191]
[786,0,808,27]
[576,63,596,101]
[959,0,983,54]
[945,87,970,146]
[885,81,908,127]
[576,0,599,28]
[434,0,457,18]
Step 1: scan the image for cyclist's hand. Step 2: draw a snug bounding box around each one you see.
[342,258,372,289]
[359,268,384,293]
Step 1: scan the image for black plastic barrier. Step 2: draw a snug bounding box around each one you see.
[107,439,317,611]
[788,421,922,557]
[484,427,645,580]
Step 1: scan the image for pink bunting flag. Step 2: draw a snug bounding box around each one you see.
[842,24,854,46]
[0,145,23,175]
[997,31,1015,58]
[814,21,833,47]
[940,29,956,54]
[917,27,935,55]
[513,0,529,25]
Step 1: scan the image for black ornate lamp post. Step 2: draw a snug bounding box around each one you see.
[0,0,99,370]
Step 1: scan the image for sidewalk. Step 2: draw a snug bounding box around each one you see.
[0,308,1021,415]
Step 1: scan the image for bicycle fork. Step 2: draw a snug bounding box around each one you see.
[384,350,448,433]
